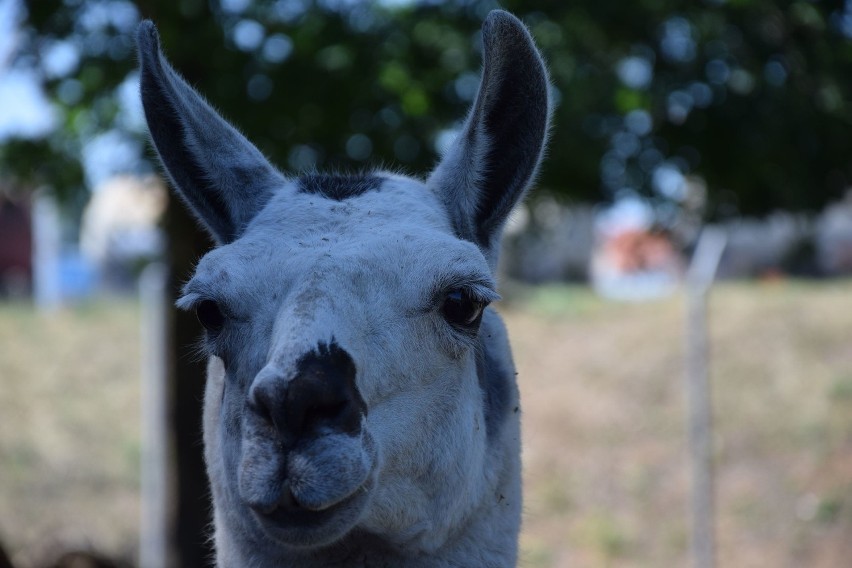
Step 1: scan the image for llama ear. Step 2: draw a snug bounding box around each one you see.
[428,10,550,265]
[136,21,285,244]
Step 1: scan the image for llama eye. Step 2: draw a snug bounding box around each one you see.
[196,299,226,332]
[441,289,486,328]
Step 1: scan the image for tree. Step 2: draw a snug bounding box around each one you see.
[8,1,852,215]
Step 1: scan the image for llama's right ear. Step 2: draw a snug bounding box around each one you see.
[136,21,284,244]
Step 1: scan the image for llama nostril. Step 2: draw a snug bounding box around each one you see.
[250,342,364,442]
[283,373,359,438]
[283,342,363,439]
[249,377,282,433]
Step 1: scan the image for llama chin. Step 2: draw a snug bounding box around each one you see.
[137,10,550,567]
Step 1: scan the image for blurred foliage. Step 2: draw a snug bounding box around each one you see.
[3,0,852,220]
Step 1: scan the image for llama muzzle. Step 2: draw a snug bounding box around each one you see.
[238,341,374,518]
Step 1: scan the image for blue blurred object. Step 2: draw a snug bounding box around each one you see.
[58,248,97,299]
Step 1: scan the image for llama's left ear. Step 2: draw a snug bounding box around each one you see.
[428,10,550,267]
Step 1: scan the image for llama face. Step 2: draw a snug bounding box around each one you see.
[138,9,549,563]
[181,174,501,549]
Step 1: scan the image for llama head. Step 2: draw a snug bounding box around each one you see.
[138,10,549,562]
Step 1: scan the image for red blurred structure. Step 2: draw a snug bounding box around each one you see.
[0,193,32,297]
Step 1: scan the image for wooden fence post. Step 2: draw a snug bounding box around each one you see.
[139,262,171,568]
[684,227,726,568]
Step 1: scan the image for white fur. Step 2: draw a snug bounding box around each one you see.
[189,178,521,565]
[138,9,549,567]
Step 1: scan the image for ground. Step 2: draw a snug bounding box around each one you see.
[0,282,851,567]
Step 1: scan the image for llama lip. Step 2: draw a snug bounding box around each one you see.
[289,484,348,512]
[239,431,375,513]
[285,432,373,512]
[250,486,298,516]
[256,481,356,514]
[244,431,377,546]
[259,480,366,517]
[250,478,372,547]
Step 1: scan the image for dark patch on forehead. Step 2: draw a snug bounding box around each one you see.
[298,173,384,201]
[477,328,514,441]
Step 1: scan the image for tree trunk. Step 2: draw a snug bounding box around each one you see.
[164,202,214,567]
[0,537,14,568]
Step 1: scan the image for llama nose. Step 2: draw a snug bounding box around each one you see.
[250,343,364,442]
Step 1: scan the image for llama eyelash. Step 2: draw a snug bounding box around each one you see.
[425,274,501,309]
[176,291,246,323]
[175,292,201,311]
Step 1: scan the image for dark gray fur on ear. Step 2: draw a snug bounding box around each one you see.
[136,21,285,244]
[428,10,550,266]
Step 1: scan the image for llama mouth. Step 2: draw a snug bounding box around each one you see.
[251,478,372,548]
[253,474,367,515]
[243,431,377,547]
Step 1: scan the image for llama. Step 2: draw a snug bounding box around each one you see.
[137,10,549,567]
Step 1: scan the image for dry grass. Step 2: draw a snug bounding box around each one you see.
[506,281,852,567]
[0,301,141,567]
[1,281,851,567]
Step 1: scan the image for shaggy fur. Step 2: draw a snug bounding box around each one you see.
[138,10,549,567]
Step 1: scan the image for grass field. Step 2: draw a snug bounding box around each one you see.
[1,282,851,566]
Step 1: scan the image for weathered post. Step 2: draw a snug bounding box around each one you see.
[31,191,61,312]
[139,262,171,568]
[684,227,726,568]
